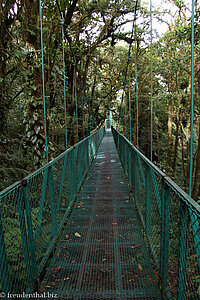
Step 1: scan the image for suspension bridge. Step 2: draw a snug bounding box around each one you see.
[0,0,199,299]
[0,124,200,299]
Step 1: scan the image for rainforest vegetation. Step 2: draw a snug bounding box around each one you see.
[0,0,199,201]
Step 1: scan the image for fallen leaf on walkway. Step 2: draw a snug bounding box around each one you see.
[138,263,143,270]
[62,245,69,249]
[148,276,157,283]
[75,232,81,238]
[119,234,128,240]
[130,244,139,249]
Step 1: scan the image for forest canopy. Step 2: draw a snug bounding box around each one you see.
[0,0,199,201]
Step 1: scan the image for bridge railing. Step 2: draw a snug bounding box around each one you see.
[0,127,105,295]
[112,127,200,299]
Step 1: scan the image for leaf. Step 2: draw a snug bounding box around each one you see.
[62,245,68,249]
[31,136,37,144]
[34,125,40,134]
[75,232,81,238]
[138,263,143,270]
[130,244,139,249]
[148,276,157,283]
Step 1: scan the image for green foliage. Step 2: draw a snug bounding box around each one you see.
[0,0,199,200]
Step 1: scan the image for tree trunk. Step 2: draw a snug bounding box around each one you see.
[172,92,181,171]
[192,69,200,199]
[153,111,160,163]
[167,98,173,167]
[192,119,200,199]
[0,9,7,134]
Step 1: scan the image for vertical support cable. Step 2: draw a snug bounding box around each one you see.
[124,80,127,138]
[81,81,85,138]
[118,0,138,139]
[134,14,139,148]
[128,59,132,142]
[89,104,91,135]
[61,13,67,149]
[73,57,79,142]
[86,96,88,136]
[150,0,153,161]
[189,0,194,196]
[39,0,48,162]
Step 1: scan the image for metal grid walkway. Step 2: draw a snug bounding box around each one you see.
[40,130,161,299]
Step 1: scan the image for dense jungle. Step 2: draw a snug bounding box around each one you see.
[0,0,199,202]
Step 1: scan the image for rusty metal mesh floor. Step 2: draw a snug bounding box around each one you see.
[40,130,161,299]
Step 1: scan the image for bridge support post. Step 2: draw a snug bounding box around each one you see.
[35,169,48,239]
[48,166,57,235]
[128,145,131,185]
[22,182,38,279]
[73,147,78,193]
[177,201,188,300]
[57,152,68,210]
[0,208,10,293]
[160,180,170,296]
[145,166,151,237]
[17,188,34,288]
[133,153,138,202]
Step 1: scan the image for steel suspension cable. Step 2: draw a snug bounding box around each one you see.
[128,60,131,142]
[150,0,153,161]
[73,57,79,142]
[124,80,127,137]
[134,7,139,148]
[117,0,139,136]
[189,0,195,196]
[89,104,91,135]
[81,81,85,138]
[85,96,89,136]
[61,13,68,149]
[39,0,48,163]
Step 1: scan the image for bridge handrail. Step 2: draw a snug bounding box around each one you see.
[112,127,200,216]
[112,126,200,299]
[0,128,105,200]
[0,126,105,294]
